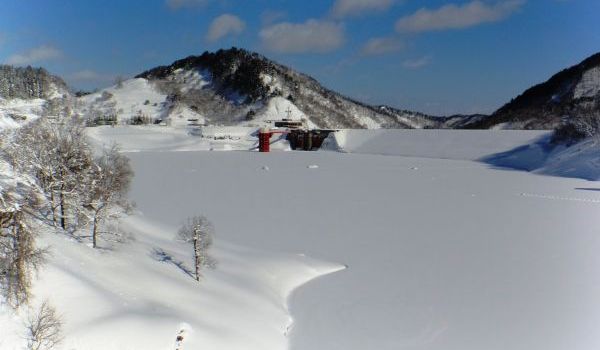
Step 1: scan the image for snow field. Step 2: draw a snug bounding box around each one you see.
[5,126,600,350]
[122,141,600,350]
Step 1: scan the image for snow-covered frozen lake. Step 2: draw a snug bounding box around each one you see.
[17,126,599,349]
[125,144,600,350]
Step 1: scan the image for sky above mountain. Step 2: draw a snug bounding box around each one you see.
[0,0,598,115]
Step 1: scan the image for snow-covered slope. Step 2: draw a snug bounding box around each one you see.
[483,135,600,181]
[31,219,343,350]
[78,78,169,124]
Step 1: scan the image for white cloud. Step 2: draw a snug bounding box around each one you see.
[206,14,246,42]
[261,10,287,26]
[331,0,395,18]
[5,45,63,66]
[403,56,432,69]
[361,37,404,56]
[69,70,113,82]
[166,0,208,10]
[395,0,525,33]
[260,19,345,54]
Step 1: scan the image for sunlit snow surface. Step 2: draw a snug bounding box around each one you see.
[7,126,600,350]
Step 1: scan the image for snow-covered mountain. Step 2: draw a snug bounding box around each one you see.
[81,48,439,129]
[468,52,600,129]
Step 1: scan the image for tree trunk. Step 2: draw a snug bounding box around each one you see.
[59,181,66,230]
[7,217,17,305]
[14,218,25,307]
[193,236,200,282]
[50,190,57,226]
[92,213,99,249]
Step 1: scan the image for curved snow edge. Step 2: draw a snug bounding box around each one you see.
[280,255,347,342]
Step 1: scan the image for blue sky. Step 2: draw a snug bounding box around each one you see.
[0,0,598,115]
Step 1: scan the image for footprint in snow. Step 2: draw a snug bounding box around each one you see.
[174,323,192,350]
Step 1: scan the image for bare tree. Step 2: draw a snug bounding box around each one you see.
[177,216,215,281]
[0,210,46,307]
[54,118,94,230]
[26,300,63,350]
[9,118,93,230]
[85,145,133,248]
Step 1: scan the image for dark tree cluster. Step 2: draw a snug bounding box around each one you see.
[137,47,276,102]
[0,65,68,100]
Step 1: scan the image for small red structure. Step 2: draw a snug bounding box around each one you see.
[258,128,290,152]
[258,128,272,152]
